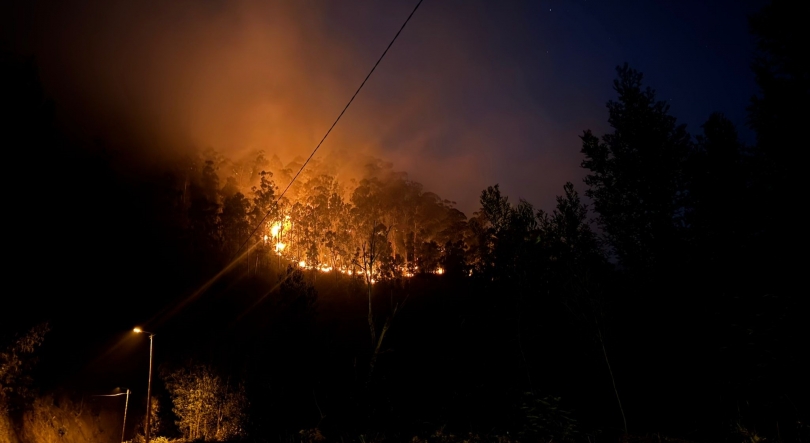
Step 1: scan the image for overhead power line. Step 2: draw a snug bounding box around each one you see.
[234,0,425,259]
[146,0,426,329]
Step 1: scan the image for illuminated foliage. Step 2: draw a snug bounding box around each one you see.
[176,149,466,281]
[161,363,247,442]
[20,393,119,443]
[0,323,49,414]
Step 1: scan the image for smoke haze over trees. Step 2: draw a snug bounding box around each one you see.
[1,1,808,442]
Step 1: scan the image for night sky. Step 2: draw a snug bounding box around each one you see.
[3,0,764,214]
[3,2,808,441]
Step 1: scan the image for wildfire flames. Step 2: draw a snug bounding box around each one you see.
[268,224,445,282]
[181,152,464,283]
[260,213,449,281]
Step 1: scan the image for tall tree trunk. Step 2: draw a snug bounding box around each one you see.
[596,321,627,435]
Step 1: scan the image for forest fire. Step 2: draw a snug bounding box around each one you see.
[3,0,805,441]
[178,152,467,282]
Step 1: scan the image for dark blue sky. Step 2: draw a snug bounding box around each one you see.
[4,0,766,214]
[318,0,766,212]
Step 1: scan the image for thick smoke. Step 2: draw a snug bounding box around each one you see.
[14,0,589,214]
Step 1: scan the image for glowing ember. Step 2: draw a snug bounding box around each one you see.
[263,235,268,242]
[275,242,286,252]
[270,222,281,238]
[435,268,445,275]
[299,260,307,268]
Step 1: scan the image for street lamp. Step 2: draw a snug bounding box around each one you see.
[93,388,131,443]
[134,327,154,443]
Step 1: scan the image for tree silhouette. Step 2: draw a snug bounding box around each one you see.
[580,64,691,273]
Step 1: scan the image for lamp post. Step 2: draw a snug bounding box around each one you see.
[92,388,131,443]
[134,327,154,443]
[121,388,130,443]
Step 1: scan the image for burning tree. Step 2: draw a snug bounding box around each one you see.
[175,150,470,284]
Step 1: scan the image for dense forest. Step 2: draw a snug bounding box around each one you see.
[1,1,808,442]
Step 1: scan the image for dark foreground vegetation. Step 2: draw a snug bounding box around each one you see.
[2,2,807,442]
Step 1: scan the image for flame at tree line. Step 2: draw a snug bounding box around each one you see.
[177,149,466,282]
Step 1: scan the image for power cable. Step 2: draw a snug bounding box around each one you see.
[233,0,425,259]
[148,0,427,329]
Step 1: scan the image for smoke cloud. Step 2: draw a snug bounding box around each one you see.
[15,0,597,214]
